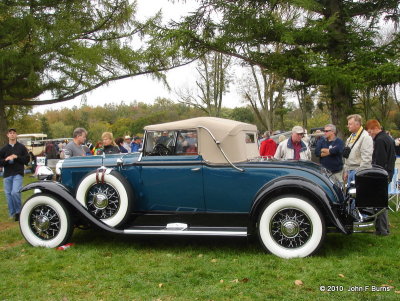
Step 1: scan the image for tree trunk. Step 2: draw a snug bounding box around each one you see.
[326,0,353,139]
[0,99,9,146]
[330,84,353,139]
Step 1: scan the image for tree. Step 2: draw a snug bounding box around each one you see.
[0,0,195,144]
[229,106,255,124]
[239,64,286,131]
[50,121,74,139]
[176,51,231,117]
[290,83,317,130]
[168,0,400,135]
[40,117,52,138]
[356,85,397,130]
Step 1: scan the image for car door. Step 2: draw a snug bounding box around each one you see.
[138,129,205,212]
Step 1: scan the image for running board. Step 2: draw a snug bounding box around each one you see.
[123,223,247,236]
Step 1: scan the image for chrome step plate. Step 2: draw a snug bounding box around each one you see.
[123,224,247,236]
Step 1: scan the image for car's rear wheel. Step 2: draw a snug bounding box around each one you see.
[20,194,73,248]
[76,170,133,227]
[258,196,325,258]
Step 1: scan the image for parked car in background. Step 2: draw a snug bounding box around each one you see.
[270,130,291,145]
[19,117,389,258]
[17,133,47,156]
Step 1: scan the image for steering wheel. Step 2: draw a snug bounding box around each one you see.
[151,143,172,156]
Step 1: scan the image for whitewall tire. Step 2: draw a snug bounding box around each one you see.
[20,194,73,248]
[76,170,132,227]
[258,196,325,259]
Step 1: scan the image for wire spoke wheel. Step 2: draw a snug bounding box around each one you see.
[258,196,325,258]
[86,183,120,219]
[76,170,133,227]
[29,205,61,240]
[20,194,73,248]
[270,208,312,248]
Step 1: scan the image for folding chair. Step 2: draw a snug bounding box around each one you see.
[388,168,400,212]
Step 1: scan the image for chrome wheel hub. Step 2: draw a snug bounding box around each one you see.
[34,215,50,232]
[281,221,299,238]
[270,208,312,248]
[93,193,109,209]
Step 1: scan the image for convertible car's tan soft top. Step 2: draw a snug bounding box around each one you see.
[144,117,259,163]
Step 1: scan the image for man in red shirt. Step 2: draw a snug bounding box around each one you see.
[259,131,277,158]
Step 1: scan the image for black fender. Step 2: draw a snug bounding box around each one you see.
[21,181,123,234]
[248,176,350,235]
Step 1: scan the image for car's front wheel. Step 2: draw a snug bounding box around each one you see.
[20,194,73,248]
[258,196,325,258]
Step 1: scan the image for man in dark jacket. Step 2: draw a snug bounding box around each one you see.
[366,119,396,236]
[0,128,30,221]
[315,124,344,182]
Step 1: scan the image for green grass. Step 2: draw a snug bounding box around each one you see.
[1,177,399,300]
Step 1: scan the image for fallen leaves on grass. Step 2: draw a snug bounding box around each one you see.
[381,284,395,289]
[338,274,345,278]
[158,283,163,288]
[229,278,249,283]
[210,258,218,263]
[294,280,303,286]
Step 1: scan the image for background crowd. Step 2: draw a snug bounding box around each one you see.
[0,115,398,233]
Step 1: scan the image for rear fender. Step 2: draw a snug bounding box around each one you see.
[21,181,123,234]
[249,177,350,235]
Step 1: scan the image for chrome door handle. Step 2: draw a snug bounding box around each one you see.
[191,167,201,171]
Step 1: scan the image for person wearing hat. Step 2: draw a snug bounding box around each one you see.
[131,136,142,152]
[0,128,30,221]
[123,135,132,153]
[274,126,311,160]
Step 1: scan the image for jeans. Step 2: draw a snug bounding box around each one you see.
[347,170,356,187]
[3,174,23,217]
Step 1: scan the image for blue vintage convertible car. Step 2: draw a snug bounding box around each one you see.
[19,117,388,258]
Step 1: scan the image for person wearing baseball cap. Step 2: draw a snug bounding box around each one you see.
[123,135,132,153]
[131,136,142,152]
[274,125,311,160]
[0,128,30,221]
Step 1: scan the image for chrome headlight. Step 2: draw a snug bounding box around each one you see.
[36,166,54,180]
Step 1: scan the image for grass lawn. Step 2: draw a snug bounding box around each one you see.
[0,176,399,300]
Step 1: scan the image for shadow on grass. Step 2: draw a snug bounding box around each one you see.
[62,211,400,257]
[71,227,263,255]
[69,226,398,259]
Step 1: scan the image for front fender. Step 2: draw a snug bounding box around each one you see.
[249,177,350,235]
[21,181,123,234]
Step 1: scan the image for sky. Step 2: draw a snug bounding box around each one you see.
[33,0,244,113]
